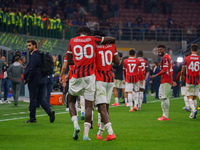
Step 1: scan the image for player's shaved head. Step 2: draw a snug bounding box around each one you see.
[93,30,107,36]
[77,27,91,36]
[137,50,143,57]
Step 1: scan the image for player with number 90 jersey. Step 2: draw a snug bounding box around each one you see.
[182,54,200,85]
[158,53,173,84]
[67,35,103,78]
[123,57,143,83]
[95,44,118,82]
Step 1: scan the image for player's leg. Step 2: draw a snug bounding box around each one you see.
[133,82,139,111]
[138,80,145,110]
[112,80,119,106]
[122,88,128,106]
[188,84,198,119]
[126,82,134,111]
[83,75,95,140]
[68,78,83,140]
[158,83,170,121]
[80,95,85,120]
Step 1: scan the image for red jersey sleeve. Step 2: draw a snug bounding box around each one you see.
[64,52,67,61]
[94,36,103,44]
[182,58,187,67]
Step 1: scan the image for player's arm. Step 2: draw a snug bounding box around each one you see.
[180,66,186,81]
[113,46,120,65]
[145,66,149,80]
[59,61,68,83]
[94,36,116,44]
[67,42,74,65]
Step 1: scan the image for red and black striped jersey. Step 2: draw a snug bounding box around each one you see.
[159,53,173,84]
[183,54,200,85]
[137,57,148,79]
[123,57,141,83]
[67,35,103,78]
[95,44,118,82]
[64,52,75,80]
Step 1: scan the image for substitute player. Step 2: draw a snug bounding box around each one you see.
[181,44,200,119]
[137,50,149,110]
[123,49,143,112]
[93,30,120,141]
[150,45,173,121]
[67,27,115,141]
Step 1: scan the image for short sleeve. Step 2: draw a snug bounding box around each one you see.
[94,36,103,44]
[182,58,187,67]
[113,45,118,56]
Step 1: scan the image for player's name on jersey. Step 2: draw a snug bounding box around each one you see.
[127,59,136,62]
[96,44,112,48]
[190,57,199,60]
[74,38,92,42]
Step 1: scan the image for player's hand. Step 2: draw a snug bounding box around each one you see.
[150,75,156,80]
[172,81,177,87]
[181,76,185,81]
[122,80,126,84]
[141,80,143,85]
[65,74,69,81]
[59,76,63,83]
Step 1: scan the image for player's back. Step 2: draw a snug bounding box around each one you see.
[160,53,173,84]
[137,57,148,78]
[68,35,99,78]
[124,57,141,83]
[184,54,200,85]
[95,44,117,82]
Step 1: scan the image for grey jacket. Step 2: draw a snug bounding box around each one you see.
[7,62,24,83]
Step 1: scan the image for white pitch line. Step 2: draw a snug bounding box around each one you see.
[0,97,182,122]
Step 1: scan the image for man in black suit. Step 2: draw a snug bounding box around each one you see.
[24,39,55,123]
[152,62,160,99]
[172,61,180,97]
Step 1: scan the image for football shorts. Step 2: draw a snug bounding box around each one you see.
[186,83,199,97]
[159,83,172,99]
[69,74,95,101]
[125,82,139,92]
[114,79,125,89]
[95,81,114,105]
[181,86,186,96]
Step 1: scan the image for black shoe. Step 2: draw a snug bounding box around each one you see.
[24,119,36,123]
[14,103,18,106]
[49,111,55,123]
[120,101,125,104]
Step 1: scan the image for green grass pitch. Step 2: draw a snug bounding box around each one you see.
[0,95,200,150]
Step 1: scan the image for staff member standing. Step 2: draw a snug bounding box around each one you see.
[24,39,55,123]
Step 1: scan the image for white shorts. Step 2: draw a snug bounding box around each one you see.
[114,79,125,89]
[95,81,114,105]
[139,80,146,89]
[186,83,199,97]
[159,83,172,99]
[69,74,95,101]
[125,82,139,92]
[181,86,186,96]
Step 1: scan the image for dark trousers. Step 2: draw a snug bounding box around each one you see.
[153,82,160,99]
[44,78,53,106]
[2,78,9,101]
[28,83,51,121]
[173,81,180,97]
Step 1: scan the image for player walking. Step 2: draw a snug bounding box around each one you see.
[67,27,115,141]
[150,45,173,121]
[181,44,200,119]
[123,49,143,112]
